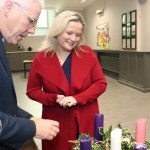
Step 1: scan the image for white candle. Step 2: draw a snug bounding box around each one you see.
[111,128,122,150]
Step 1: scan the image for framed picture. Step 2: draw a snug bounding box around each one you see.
[122,39,126,49]
[122,10,137,50]
[122,14,127,24]
[122,27,126,36]
[127,39,130,48]
[131,25,135,35]
[131,39,135,49]
[96,22,110,49]
[127,13,130,23]
[131,11,135,22]
[127,27,130,37]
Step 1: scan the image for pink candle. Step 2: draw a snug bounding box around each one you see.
[135,118,146,144]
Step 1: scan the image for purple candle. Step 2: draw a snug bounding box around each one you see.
[94,113,104,141]
[134,143,147,150]
[80,137,91,150]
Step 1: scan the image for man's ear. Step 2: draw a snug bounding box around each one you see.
[3,0,13,16]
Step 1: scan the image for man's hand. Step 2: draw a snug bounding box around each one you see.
[30,117,59,140]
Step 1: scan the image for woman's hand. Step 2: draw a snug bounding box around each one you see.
[56,95,77,108]
[56,95,65,103]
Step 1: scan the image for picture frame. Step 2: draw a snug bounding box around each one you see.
[121,10,137,50]
[127,39,130,48]
[122,14,127,24]
[131,39,135,49]
[131,11,135,23]
[127,13,130,23]
[131,25,135,36]
[96,22,110,49]
[127,27,130,37]
[122,39,126,49]
[122,26,126,36]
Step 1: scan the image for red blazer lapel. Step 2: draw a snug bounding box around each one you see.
[71,49,94,93]
[38,52,71,95]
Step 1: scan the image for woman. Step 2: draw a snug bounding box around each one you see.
[26,10,107,150]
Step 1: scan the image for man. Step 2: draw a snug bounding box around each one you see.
[0,0,59,149]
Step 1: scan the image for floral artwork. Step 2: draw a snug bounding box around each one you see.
[96,22,110,49]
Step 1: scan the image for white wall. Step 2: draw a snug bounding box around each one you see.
[140,0,150,51]
[84,0,150,51]
[20,8,56,51]
[20,0,150,51]
[20,9,84,51]
[34,9,56,36]
[19,36,45,51]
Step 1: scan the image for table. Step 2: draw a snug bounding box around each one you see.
[23,60,33,78]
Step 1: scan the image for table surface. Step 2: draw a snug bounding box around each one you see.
[23,60,33,63]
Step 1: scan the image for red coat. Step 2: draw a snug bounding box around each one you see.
[27,45,107,150]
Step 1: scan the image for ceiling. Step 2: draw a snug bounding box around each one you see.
[44,0,97,12]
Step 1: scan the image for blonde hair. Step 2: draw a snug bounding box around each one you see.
[39,10,86,54]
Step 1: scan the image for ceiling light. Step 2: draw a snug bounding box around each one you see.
[79,0,86,3]
[96,8,104,15]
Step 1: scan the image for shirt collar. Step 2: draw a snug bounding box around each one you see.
[0,32,5,43]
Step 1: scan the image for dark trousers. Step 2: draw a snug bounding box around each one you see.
[19,139,38,150]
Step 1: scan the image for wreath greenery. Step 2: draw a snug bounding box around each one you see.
[71,124,150,150]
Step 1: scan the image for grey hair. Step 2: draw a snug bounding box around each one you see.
[39,10,86,53]
[0,0,5,8]
[0,0,44,9]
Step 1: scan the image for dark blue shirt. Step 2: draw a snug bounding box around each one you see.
[62,52,72,85]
